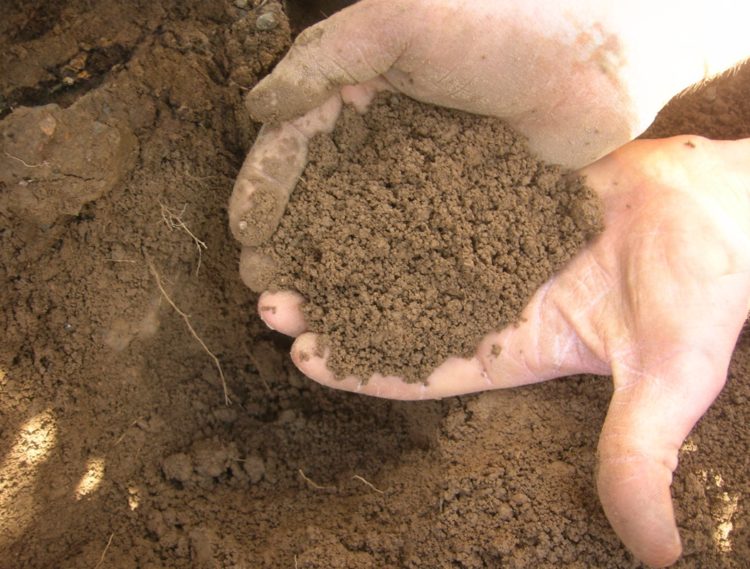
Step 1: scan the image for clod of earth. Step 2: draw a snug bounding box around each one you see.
[0,92,136,227]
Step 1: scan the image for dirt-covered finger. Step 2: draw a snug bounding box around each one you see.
[291,333,434,399]
[230,174,288,248]
[239,247,278,293]
[229,96,342,248]
[258,290,308,337]
[229,123,306,248]
[245,0,411,123]
[291,333,501,400]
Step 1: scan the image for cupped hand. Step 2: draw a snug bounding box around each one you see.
[230,0,718,250]
[258,136,750,567]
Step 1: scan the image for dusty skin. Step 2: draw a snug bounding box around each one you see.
[2,1,750,568]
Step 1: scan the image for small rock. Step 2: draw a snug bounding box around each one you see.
[278,409,296,424]
[191,440,231,478]
[38,114,57,136]
[256,12,277,30]
[703,86,717,102]
[175,536,190,559]
[547,460,576,477]
[212,407,238,423]
[190,529,214,564]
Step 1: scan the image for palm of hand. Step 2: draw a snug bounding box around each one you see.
[261,136,750,566]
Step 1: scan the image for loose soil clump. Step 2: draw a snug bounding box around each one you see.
[261,95,603,381]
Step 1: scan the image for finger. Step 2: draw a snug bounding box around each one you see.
[340,76,397,113]
[290,274,611,399]
[239,247,277,293]
[290,333,497,400]
[229,95,342,248]
[596,351,728,567]
[257,290,308,337]
[246,0,412,123]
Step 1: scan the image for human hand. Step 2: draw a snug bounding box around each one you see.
[257,136,750,566]
[230,0,746,252]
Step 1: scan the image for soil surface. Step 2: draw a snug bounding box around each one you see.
[1,1,750,568]
[260,95,602,382]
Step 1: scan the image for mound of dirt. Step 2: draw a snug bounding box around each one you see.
[260,95,603,381]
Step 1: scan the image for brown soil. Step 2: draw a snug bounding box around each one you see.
[261,96,602,382]
[1,1,750,568]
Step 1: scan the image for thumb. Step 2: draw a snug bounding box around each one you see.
[246,0,411,123]
[596,351,727,567]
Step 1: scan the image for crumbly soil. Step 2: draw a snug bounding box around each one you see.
[1,1,750,568]
[261,96,602,382]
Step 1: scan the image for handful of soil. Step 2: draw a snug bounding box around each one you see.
[258,95,603,382]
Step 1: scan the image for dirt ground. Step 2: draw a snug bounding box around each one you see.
[1,1,749,568]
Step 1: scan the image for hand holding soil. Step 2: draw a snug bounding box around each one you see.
[5,1,750,567]
[243,0,745,168]
[227,1,750,567]
[230,0,748,250]
[249,95,605,383]
[260,135,750,566]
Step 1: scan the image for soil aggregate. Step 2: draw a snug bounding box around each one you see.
[1,1,750,568]
[261,95,603,381]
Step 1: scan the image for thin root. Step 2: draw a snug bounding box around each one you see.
[159,201,207,276]
[93,533,114,569]
[146,254,230,405]
[246,348,272,394]
[353,475,385,494]
[114,418,142,445]
[3,152,51,168]
[298,469,328,491]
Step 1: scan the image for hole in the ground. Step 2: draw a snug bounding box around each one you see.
[0,44,134,120]
[283,0,357,35]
